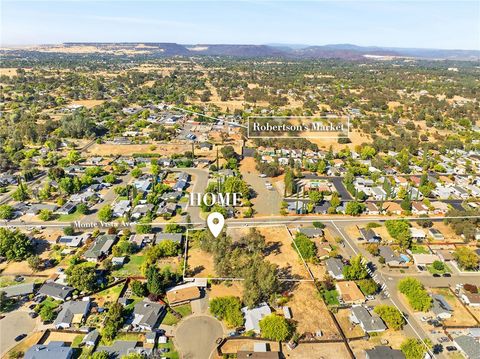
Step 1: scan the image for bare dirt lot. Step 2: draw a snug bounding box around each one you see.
[207,282,244,299]
[219,338,280,355]
[281,342,351,359]
[282,282,341,339]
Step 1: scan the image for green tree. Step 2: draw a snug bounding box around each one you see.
[66,263,99,292]
[209,296,244,327]
[38,209,54,221]
[342,255,368,280]
[374,305,405,330]
[0,228,33,261]
[345,201,365,216]
[400,338,429,359]
[28,255,42,271]
[453,247,479,270]
[40,305,55,322]
[398,278,432,311]
[98,205,113,221]
[292,233,316,260]
[130,280,147,297]
[76,203,89,214]
[91,352,110,359]
[357,279,378,295]
[0,205,14,220]
[259,314,292,341]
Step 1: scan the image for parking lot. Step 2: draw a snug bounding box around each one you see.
[0,309,38,356]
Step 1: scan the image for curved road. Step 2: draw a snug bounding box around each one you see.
[174,315,223,359]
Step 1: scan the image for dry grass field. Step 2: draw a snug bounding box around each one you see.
[86,143,195,157]
[281,342,351,359]
[335,308,365,339]
[208,282,244,299]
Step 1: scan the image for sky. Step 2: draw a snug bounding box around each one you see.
[1,1,479,50]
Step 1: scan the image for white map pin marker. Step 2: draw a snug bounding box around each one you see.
[207,212,225,238]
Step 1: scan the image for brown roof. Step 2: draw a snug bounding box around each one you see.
[464,292,480,304]
[336,281,365,303]
[166,286,200,305]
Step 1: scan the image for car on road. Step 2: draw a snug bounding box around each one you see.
[442,273,451,277]
[29,312,38,318]
[446,346,457,352]
[14,275,25,282]
[259,174,267,178]
[438,337,449,343]
[433,273,441,277]
[417,265,426,271]
[366,295,375,301]
[14,334,27,342]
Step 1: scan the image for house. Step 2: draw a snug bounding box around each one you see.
[157,202,177,216]
[350,305,386,334]
[96,341,152,357]
[370,187,387,200]
[2,282,35,298]
[58,233,90,248]
[365,202,380,215]
[82,329,100,347]
[428,228,445,241]
[131,203,154,220]
[146,331,157,345]
[155,232,183,244]
[242,302,272,333]
[199,142,213,151]
[56,202,76,215]
[412,253,439,266]
[461,292,480,307]
[166,284,201,306]
[336,281,365,305]
[26,203,58,216]
[112,257,126,266]
[431,294,453,320]
[325,258,345,280]
[412,202,429,215]
[54,299,90,329]
[25,342,74,359]
[38,282,74,301]
[365,346,405,359]
[83,234,116,262]
[359,228,381,243]
[133,177,152,193]
[454,335,480,359]
[129,233,155,248]
[112,200,131,217]
[410,228,426,241]
[379,246,407,267]
[132,300,166,331]
[297,227,324,238]
[382,201,402,215]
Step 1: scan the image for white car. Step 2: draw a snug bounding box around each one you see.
[259,174,267,178]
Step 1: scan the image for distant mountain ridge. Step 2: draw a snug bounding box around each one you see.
[32,42,480,61]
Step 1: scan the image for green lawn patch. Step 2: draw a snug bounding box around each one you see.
[71,334,85,348]
[323,289,339,306]
[93,283,125,302]
[57,209,85,222]
[112,254,145,277]
[157,340,179,359]
[174,303,192,317]
[427,263,451,275]
[410,245,430,254]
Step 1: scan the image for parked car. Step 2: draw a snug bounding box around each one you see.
[14,276,24,282]
[442,273,451,277]
[446,346,457,352]
[259,174,267,178]
[14,334,27,342]
[433,273,441,277]
[29,312,38,318]
[366,295,375,301]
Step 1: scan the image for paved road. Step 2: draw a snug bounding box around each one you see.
[0,310,38,356]
[174,315,223,359]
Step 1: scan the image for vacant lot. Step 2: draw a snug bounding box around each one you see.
[220,339,280,355]
[335,308,364,339]
[86,143,194,157]
[282,282,341,339]
[185,245,216,279]
[208,282,244,299]
[281,342,351,359]
[431,288,478,327]
[92,282,125,306]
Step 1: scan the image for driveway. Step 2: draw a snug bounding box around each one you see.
[174,315,223,359]
[0,310,37,355]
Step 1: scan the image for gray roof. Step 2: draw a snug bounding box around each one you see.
[24,341,73,359]
[366,346,405,359]
[1,282,35,298]
[54,300,90,326]
[351,305,386,333]
[38,282,74,300]
[325,258,345,278]
[242,302,271,333]
[96,341,152,358]
[155,232,183,244]
[454,335,480,359]
[298,227,324,238]
[84,234,116,259]
[132,300,165,329]
[432,294,453,316]
[379,246,403,264]
[82,329,99,346]
[359,228,380,242]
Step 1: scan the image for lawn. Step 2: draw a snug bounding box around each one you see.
[93,282,125,305]
[112,254,145,277]
[162,304,192,325]
[57,209,85,222]
[410,245,430,254]
[427,263,451,275]
[323,289,340,306]
[158,340,179,359]
[71,334,85,348]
